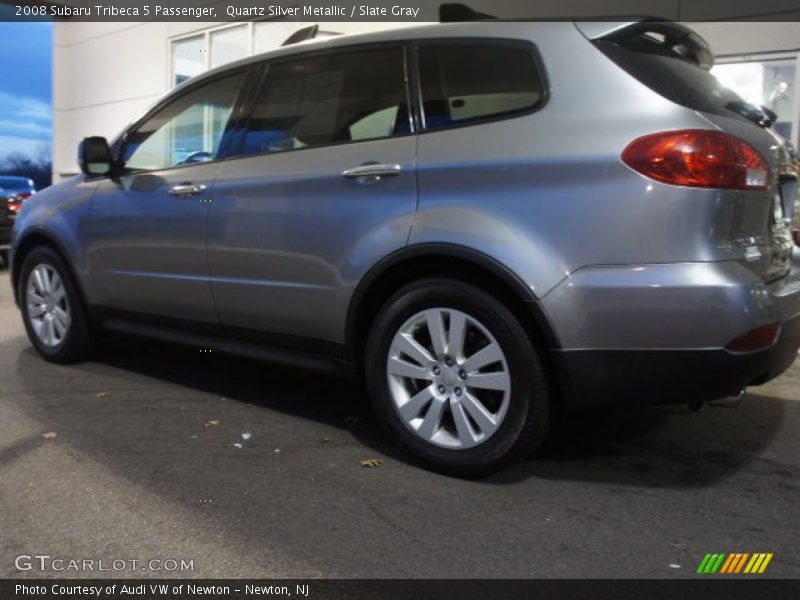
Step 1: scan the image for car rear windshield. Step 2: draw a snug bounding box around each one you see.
[593,36,749,123]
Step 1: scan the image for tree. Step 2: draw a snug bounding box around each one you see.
[0,150,52,190]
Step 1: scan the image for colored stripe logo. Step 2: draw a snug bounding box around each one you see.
[696,553,773,574]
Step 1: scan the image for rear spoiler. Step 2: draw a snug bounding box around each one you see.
[576,20,714,70]
[439,5,713,71]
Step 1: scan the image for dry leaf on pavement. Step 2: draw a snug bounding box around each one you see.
[41,432,57,440]
[204,419,220,427]
[360,458,383,468]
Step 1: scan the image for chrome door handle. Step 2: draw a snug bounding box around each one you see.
[342,163,402,180]
[169,183,207,197]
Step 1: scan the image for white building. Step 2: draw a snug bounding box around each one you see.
[51,9,800,181]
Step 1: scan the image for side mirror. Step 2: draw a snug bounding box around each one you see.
[78,136,113,177]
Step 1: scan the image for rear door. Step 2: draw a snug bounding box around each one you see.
[207,46,417,342]
[88,71,248,322]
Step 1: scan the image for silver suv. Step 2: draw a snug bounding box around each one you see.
[11,20,800,475]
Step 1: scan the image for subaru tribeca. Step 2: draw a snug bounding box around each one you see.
[10,20,800,475]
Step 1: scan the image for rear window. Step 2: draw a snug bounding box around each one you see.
[594,36,749,122]
[417,44,545,131]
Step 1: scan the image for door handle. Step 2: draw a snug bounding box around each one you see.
[342,163,402,181]
[169,183,207,197]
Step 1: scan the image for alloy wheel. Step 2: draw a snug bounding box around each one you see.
[26,263,71,347]
[386,307,511,449]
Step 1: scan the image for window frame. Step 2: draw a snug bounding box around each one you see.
[225,41,417,160]
[410,38,550,134]
[117,65,259,175]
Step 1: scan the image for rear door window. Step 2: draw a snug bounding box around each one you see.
[241,47,410,155]
[417,44,545,131]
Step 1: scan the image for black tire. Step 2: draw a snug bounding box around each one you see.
[365,278,551,477]
[19,246,95,363]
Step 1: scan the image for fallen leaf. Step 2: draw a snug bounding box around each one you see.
[320,436,333,444]
[204,420,220,428]
[360,458,383,468]
[241,432,252,440]
[233,443,243,449]
[95,392,110,399]
[41,431,57,440]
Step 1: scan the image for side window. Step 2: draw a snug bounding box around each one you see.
[124,73,245,171]
[418,44,544,130]
[242,48,409,155]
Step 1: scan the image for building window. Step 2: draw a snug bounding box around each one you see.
[171,35,205,87]
[210,25,249,69]
[712,55,799,145]
[169,23,339,89]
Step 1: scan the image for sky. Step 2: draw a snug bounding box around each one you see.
[0,21,52,161]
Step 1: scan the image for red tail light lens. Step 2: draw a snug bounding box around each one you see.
[622,129,770,190]
[725,323,780,353]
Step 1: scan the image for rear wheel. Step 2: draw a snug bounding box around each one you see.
[365,278,551,477]
[19,246,95,363]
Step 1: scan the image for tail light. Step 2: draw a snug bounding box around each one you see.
[622,129,770,190]
[725,323,780,353]
[7,192,31,214]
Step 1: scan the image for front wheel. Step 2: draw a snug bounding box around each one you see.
[19,246,95,363]
[365,278,551,477]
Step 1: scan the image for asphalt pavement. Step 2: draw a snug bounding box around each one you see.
[1,268,799,579]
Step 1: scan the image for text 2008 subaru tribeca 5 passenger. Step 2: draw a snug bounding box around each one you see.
[11,20,800,475]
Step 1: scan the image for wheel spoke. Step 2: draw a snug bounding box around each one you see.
[398,386,434,421]
[447,311,467,360]
[393,332,435,367]
[54,306,70,329]
[460,391,497,435]
[28,292,45,304]
[388,357,431,381]
[33,268,47,295]
[425,310,447,358]
[467,371,510,392]
[53,314,67,338]
[42,267,53,293]
[450,399,476,446]
[417,396,446,440]
[44,317,55,346]
[462,342,503,373]
[51,278,66,302]
[28,303,46,318]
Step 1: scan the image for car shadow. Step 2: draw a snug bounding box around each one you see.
[11,334,788,489]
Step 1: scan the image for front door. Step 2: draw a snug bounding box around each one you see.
[87,71,247,322]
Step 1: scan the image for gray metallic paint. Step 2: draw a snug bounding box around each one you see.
[10,21,800,378]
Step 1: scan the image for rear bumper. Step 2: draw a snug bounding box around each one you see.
[543,255,800,412]
[553,314,800,412]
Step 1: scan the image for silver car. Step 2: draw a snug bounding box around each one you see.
[10,20,800,475]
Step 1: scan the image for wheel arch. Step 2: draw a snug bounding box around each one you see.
[12,229,89,313]
[345,243,561,364]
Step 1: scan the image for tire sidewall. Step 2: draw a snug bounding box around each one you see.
[365,278,550,476]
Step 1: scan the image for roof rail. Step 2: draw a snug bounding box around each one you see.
[439,3,496,22]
